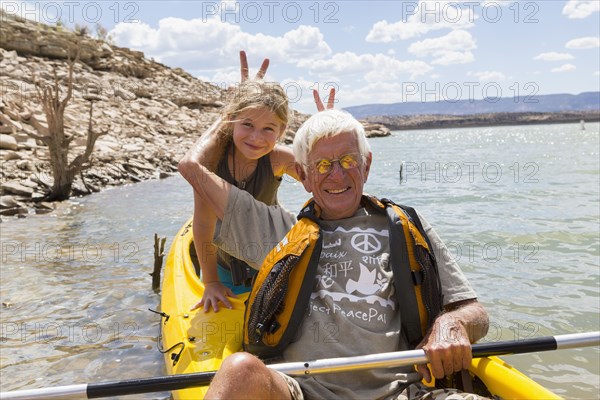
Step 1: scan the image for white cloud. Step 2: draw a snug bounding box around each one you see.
[202,70,242,88]
[594,71,600,76]
[366,19,429,42]
[280,25,332,62]
[432,51,475,65]
[533,52,574,61]
[110,21,160,49]
[366,0,475,43]
[551,64,577,73]
[562,0,600,19]
[110,18,331,71]
[364,57,434,81]
[408,30,476,65]
[468,71,507,81]
[297,52,433,81]
[111,17,239,67]
[566,36,600,49]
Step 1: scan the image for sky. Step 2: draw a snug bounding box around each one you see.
[3,0,599,112]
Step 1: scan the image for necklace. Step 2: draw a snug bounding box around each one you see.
[231,146,246,189]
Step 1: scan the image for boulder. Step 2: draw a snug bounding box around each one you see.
[0,134,18,150]
[0,195,21,209]
[1,150,22,160]
[1,181,34,196]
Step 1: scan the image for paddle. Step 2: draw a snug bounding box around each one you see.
[1,331,598,400]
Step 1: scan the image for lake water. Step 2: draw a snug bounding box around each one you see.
[1,122,598,399]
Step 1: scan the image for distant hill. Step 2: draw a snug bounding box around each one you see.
[344,92,600,119]
[360,111,600,131]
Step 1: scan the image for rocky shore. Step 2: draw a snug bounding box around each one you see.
[0,11,390,219]
[0,44,222,218]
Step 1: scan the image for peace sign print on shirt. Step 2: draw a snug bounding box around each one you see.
[351,232,382,254]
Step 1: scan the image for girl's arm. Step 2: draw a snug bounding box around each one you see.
[190,191,235,312]
[270,144,299,181]
[179,118,224,182]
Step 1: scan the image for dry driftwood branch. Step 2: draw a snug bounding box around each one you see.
[152,233,167,292]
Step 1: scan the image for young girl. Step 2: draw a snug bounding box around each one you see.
[186,78,297,312]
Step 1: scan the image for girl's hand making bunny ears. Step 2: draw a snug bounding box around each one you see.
[239,50,269,82]
[313,87,336,112]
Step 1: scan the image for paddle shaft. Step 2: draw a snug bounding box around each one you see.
[1,331,598,400]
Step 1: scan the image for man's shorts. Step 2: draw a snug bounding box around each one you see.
[274,370,304,400]
[274,372,489,400]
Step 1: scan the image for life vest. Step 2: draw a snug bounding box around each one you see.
[243,194,444,359]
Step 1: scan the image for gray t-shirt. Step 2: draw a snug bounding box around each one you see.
[215,188,477,400]
[285,207,412,399]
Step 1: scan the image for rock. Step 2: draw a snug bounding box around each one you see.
[0,134,18,150]
[13,133,30,143]
[31,191,47,201]
[18,179,38,188]
[0,195,20,209]
[28,114,49,136]
[100,43,113,54]
[1,181,34,196]
[83,93,106,102]
[36,201,54,210]
[1,150,22,160]
[30,173,52,188]
[0,113,22,131]
[17,138,38,149]
[361,121,391,138]
[0,207,29,216]
[17,160,35,171]
[125,159,155,171]
[19,110,32,120]
[114,87,136,101]
[95,138,121,150]
[0,124,16,134]
[122,144,144,152]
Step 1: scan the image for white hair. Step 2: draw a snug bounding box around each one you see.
[292,109,371,167]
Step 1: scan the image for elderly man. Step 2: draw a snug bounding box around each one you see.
[179,107,489,400]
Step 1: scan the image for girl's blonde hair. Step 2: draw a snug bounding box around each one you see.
[219,79,289,141]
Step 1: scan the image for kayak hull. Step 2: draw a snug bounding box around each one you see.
[160,219,559,399]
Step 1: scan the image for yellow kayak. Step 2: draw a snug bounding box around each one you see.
[160,219,560,400]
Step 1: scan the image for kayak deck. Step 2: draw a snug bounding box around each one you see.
[160,219,559,399]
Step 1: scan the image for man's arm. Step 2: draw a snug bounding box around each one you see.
[416,299,489,383]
